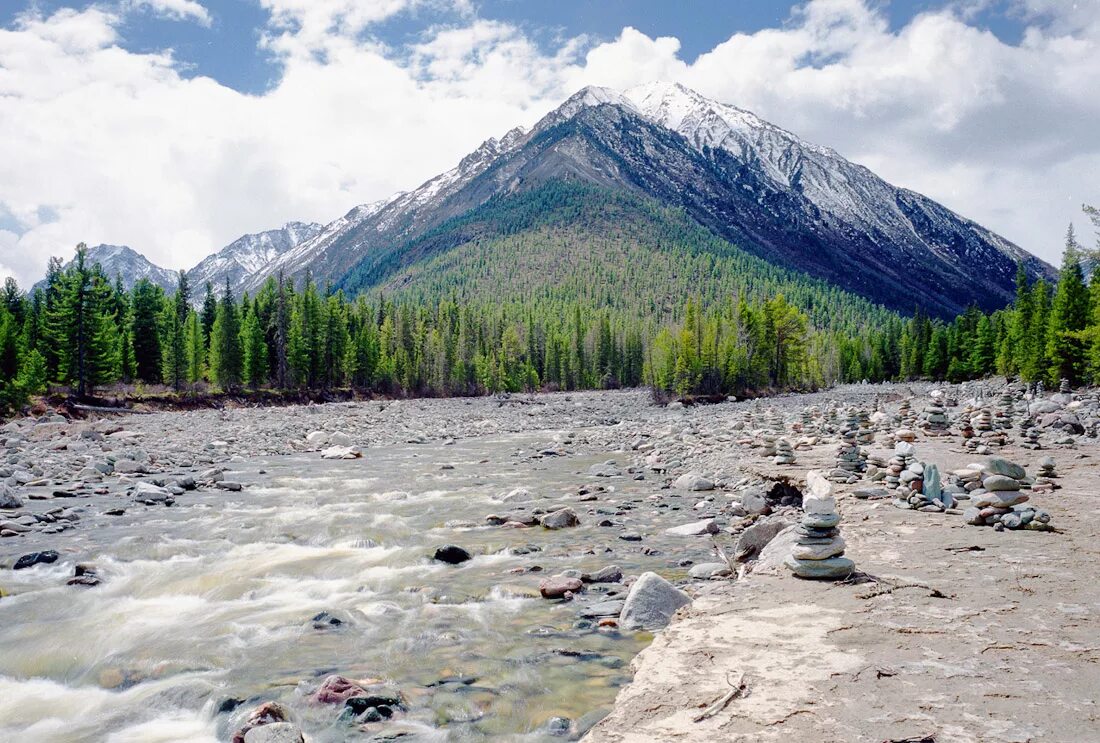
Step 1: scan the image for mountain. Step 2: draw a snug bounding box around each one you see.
[187,221,323,293]
[37,222,322,299]
[328,82,1053,317]
[32,244,179,294]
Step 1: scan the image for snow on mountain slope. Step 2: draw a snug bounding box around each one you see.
[187,221,323,293]
[32,244,180,294]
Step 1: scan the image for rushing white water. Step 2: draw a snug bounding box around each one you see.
[0,432,710,742]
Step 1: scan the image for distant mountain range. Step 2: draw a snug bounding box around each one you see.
[39,83,1055,317]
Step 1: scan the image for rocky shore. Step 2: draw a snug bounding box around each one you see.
[2,381,1099,742]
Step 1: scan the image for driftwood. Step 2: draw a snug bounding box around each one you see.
[692,671,747,722]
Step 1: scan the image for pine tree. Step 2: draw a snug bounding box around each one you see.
[162,272,189,391]
[210,278,243,391]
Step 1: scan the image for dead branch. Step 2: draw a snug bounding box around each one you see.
[692,671,747,723]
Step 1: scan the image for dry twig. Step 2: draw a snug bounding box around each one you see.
[692,671,747,723]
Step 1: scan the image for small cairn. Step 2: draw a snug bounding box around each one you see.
[773,437,796,466]
[962,458,1054,531]
[830,409,865,483]
[856,410,875,446]
[759,432,778,459]
[1020,419,1042,450]
[1059,378,1071,395]
[919,392,951,435]
[1032,456,1058,493]
[784,472,855,579]
[1038,456,1057,479]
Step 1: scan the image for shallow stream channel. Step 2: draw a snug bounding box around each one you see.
[0,430,720,742]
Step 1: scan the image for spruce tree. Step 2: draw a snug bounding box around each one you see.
[131,279,163,383]
[210,278,243,391]
[185,310,205,384]
[1046,226,1089,384]
[241,306,268,388]
[200,281,217,346]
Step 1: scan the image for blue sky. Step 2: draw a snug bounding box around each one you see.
[0,0,1097,284]
[1,1,1036,94]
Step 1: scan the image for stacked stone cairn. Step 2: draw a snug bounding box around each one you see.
[961,458,1054,531]
[830,409,866,484]
[773,437,796,466]
[919,395,951,435]
[1020,418,1042,450]
[1059,378,1071,395]
[759,432,778,459]
[898,398,916,430]
[1032,456,1058,493]
[784,473,856,579]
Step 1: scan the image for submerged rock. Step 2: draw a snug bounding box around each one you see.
[619,572,691,630]
[13,550,59,570]
[232,702,293,743]
[540,575,584,599]
[243,723,304,743]
[540,507,579,529]
[433,545,473,564]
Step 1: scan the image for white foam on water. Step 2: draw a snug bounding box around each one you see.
[0,675,217,743]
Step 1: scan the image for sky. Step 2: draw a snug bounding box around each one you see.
[0,0,1097,287]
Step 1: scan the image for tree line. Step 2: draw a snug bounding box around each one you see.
[0,205,1093,412]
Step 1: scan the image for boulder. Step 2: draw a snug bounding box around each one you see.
[540,508,579,529]
[305,431,330,446]
[664,519,718,537]
[321,445,361,460]
[243,723,304,743]
[619,572,691,630]
[13,550,60,570]
[740,489,769,516]
[0,486,23,510]
[310,675,368,705]
[539,576,583,599]
[688,562,731,579]
[735,517,796,561]
[584,565,623,584]
[232,703,292,743]
[673,472,714,491]
[433,545,472,565]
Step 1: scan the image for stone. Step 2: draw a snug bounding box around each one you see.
[801,512,840,529]
[433,545,472,564]
[784,555,856,579]
[232,703,292,743]
[734,517,795,561]
[985,458,1027,480]
[791,537,847,561]
[688,562,731,579]
[974,491,1029,509]
[305,430,330,446]
[540,576,584,599]
[982,474,1021,492]
[0,486,23,510]
[673,472,714,491]
[576,599,626,618]
[801,495,836,516]
[619,572,691,630]
[585,565,623,583]
[540,507,579,529]
[320,445,361,459]
[740,489,769,516]
[664,519,718,537]
[13,550,60,570]
[243,723,305,743]
[310,675,369,705]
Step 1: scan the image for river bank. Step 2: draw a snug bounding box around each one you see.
[1,383,1097,741]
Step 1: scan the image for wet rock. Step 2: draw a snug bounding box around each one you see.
[345,694,403,715]
[584,565,623,584]
[310,675,370,705]
[243,723,304,743]
[232,702,292,743]
[13,550,59,570]
[618,532,642,542]
[619,571,691,630]
[310,610,347,629]
[540,507,579,529]
[321,445,361,460]
[664,519,718,537]
[539,576,584,599]
[577,599,625,618]
[740,488,770,516]
[67,563,101,587]
[433,545,472,564]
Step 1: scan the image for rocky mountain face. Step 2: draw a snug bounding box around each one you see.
[329,82,1054,316]
[32,245,180,294]
[38,83,1054,317]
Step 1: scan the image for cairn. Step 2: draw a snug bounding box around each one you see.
[830,409,865,483]
[785,473,855,579]
[1038,456,1057,479]
[1059,378,1071,395]
[1020,419,1042,450]
[773,437,796,466]
[759,432,778,459]
[919,398,950,434]
[962,458,1054,531]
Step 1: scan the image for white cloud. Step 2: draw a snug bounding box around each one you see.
[0,0,1096,289]
[125,0,212,27]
